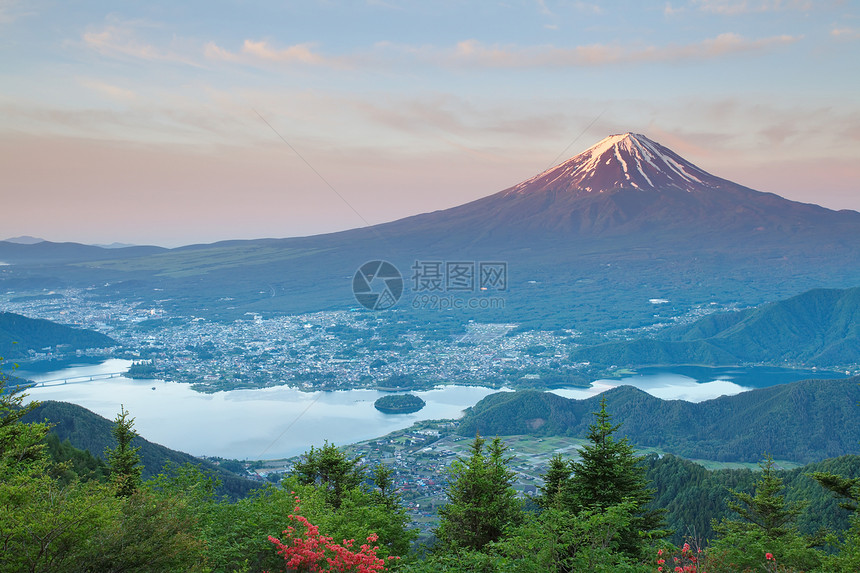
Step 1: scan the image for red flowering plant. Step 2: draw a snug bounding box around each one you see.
[655,542,704,573]
[265,495,399,573]
[657,542,799,573]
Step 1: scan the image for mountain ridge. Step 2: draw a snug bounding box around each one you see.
[572,286,860,367]
[457,376,860,463]
[3,133,859,331]
[0,311,117,359]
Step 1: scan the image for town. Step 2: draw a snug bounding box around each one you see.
[0,287,731,393]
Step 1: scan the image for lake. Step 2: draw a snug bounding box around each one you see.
[20,359,506,460]
[551,365,848,402]
[18,359,845,460]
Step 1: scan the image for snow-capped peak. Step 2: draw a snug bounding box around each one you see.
[507,132,723,195]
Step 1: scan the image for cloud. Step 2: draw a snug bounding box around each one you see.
[424,33,800,68]
[664,2,685,16]
[205,39,340,68]
[82,20,201,66]
[831,27,860,40]
[535,0,554,17]
[78,79,137,101]
[694,0,813,15]
[0,0,35,24]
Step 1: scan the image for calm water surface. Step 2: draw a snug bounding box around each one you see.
[20,359,844,459]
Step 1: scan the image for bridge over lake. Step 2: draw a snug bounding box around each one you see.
[31,371,127,387]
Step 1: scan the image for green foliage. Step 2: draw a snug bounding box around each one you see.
[708,457,823,572]
[189,442,416,572]
[434,435,523,552]
[374,393,426,414]
[80,487,206,573]
[572,285,860,367]
[813,470,860,512]
[292,440,364,509]
[0,311,116,359]
[720,457,806,539]
[495,502,648,573]
[0,469,119,573]
[818,513,860,572]
[106,405,143,497]
[564,398,666,558]
[644,453,860,544]
[537,453,573,509]
[2,362,205,573]
[458,390,578,437]
[44,433,109,484]
[24,400,258,499]
[458,378,860,463]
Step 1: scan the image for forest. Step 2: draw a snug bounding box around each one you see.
[4,363,860,573]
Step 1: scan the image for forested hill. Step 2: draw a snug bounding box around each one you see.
[0,311,116,359]
[24,400,257,499]
[457,377,860,463]
[571,286,860,367]
[644,453,860,543]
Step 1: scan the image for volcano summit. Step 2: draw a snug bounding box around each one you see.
[3,132,859,329]
[380,132,860,244]
[507,132,721,194]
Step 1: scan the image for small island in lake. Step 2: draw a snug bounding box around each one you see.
[374,393,426,414]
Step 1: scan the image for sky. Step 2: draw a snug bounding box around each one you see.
[1,0,858,247]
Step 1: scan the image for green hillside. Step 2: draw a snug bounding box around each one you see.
[24,400,258,499]
[644,453,860,543]
[457,377,860,463]
[0,311,117,359]
[572,286,860,367]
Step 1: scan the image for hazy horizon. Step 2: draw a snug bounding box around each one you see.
[2,1,858,247]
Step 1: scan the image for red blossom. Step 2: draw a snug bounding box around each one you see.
[267,496,394,573]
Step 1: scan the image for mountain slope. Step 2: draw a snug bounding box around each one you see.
[0,311,116,359]
[572,286,860,367]
[24,400,258,499]
[3,133,859,332]
[457,377,860,463]
[373,132,860,245]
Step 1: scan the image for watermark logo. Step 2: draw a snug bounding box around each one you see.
[353,259,507,311]
[411,260,507,292]
[352,260,404,310]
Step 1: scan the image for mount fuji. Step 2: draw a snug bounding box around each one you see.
[374,132,859,246]
[3,133,860,330]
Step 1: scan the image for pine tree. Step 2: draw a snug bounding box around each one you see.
[718,456,805,539]
[434,435,523,551]
[292,441,364,509]
[566,397,665,557]
[370,462,399,510]
[106,405,142,497]
[0,361,49,468]
[812,471,860,512]
[537,453,572,509]
[709,456,821,571]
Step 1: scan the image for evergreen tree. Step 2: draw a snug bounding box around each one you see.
[812,471,860,512]
[719,456,805,539]
[537,453,572,509]
[106,405,142,497]
[434,435,523,552]
[370,462,399,511]
[0,361,48,467]
[709,456,821,572]
[566,397,665,557]
[291,440,364,509]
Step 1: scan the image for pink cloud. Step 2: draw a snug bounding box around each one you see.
[831,27,860,40]
[82,21,201,66]
[694,0,813,15]
[205,39,343,68]
[432,33,800,68]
